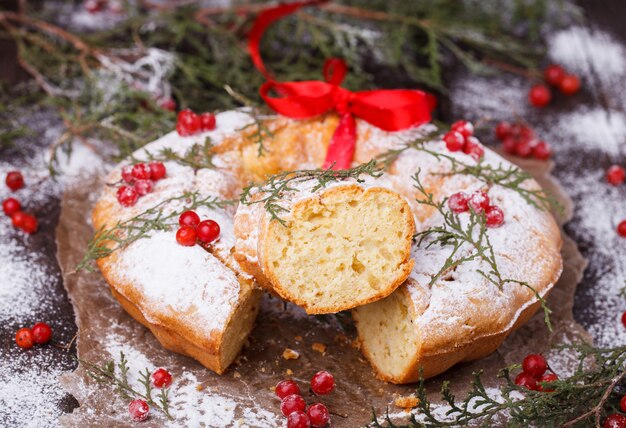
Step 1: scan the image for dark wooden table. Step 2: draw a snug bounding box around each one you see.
[1,1,625,426]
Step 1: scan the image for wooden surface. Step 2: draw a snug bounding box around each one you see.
[0,0,625,426]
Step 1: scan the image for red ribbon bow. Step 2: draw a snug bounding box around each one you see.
[248,0,436,170]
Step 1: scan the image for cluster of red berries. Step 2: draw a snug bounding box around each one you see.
[116,162,167,207]
[494,121,552,160]
[176,109,217,136]
[528,64,581,108]
[128,368,173,421]
[442,120,484,162]
[448,190,505,228]
[275,371,335,428]
[514,354,558,392]
[84,0,123,13]
[3,171,38,234]
[176,210,221,247]
[605,165,626,238]
[15,322,52,349]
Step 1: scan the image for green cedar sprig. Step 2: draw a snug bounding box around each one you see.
[133,137,216,171]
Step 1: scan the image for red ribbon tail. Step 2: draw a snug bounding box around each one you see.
[323,113,357,170]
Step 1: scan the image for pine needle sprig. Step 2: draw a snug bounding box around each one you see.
[240,159,384,226]
[77,192,236,271]
[236,110,275,157]
[80,351,174,421]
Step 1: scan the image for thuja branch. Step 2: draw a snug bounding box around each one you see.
[134,138,216,171]
[240,160,384,226]
[81,351,173,420]
[77,192,236,271]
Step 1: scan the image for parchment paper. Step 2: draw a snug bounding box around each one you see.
[56,154,589,427]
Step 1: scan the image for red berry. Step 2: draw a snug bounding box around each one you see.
[448,192,469,214]
[537,373,558,392]
[31,322,52,344]
[6,171,24,191]
[149,162,166,181]
[275,379,301,399]
[151,368,172,388]
[287,410,311,428]
[307,403,330,427]
[529,84,552,108]
[281,394,306,416]
[544,64,566,86]
[514,372,538,390]
[495,122,512,141]
[532,141,552,160]
[131,163,152,180]
[128,399,150,422]
[196,219,220,244]
[620,395,626,413]
[2,198,21,216]
[502,137,517,155]
[618,221,626,237]
[11,211,27,228]
[117,186,138,207]
[176,226,197,246]
[159,98,176,111]
[604,414,626,428]
[21,214,38,234]
[451,120,473,138]
[84,0,103,13]
[443,131,464,152]
[522,354,548,378]
[463,137,484,162]
[468,191,490,213]
[559,75,581,95]
[15,328,34,349]
[176,109,201,136]
[133,179,153,196]
[512,123,535,142]
[179,211,201,228]
[607,165,625,186]
[515,140,533,158]
[121,166,134,183]
[485,205,505,228]
[310,371,335,395]
[200,113,217,131]
[622,311,626,327]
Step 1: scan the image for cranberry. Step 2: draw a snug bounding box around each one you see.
[512,123,535,142]
[448,192,469,213]
[128,399,150,422]
[514,372,538,391]
[287,410,311,428]
[176,109,201,136]
[532,141,552,160]
[443,131,464,152]
[522,354,547,378]
[622,311,626,327]
[15,328,34,349]
[21,214,38,234]
[84,0,103,13]
[618,220,626,237]
[544,64,566,86]
[559,75,581,95]
[620,395,626,413]
[607,165,625,186]
[131,163,152,180]
[179,211,201,228]
[515,140,533,158]
[196,220,220,244]
[604,414,626,428]
[310,371,335,395]
[5,171,24,191]
[281,394,306,416]
[200,113,217,131]
[151,368,173,388]
[159,98,176,112]
[502,137,517,155]
[485,205,504,228]
[307,403,330,427]
[134,179,153,196]
[2,198,21,216]
[464,138,484,162]
[149,162,166,181]
[537,373,558,392]
[451,120,473,137]
[117,186,139,207]
[495,122,512,141]
[121,166,134,183]
[11,211,27,228]
[176,226,197,246]
[468,191,490,213]
[275,379,301,399]
[31,322,52,344]
[529,84,552,108]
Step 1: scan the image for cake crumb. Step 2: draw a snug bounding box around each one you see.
[285,369,294,376]
[294,335,303,341]
[282,348,300,360]
[312,342,326,354]
[233,371,242,379]
[196,384,203,391]
[394,395,420,409]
